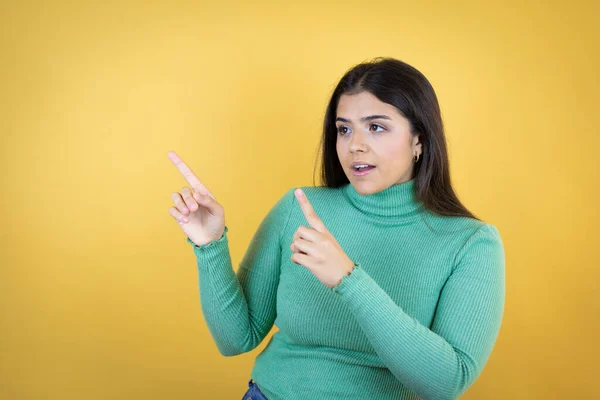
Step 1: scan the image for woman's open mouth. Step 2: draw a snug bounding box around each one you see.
[351,165,376,176]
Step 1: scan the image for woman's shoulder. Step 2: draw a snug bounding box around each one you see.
[422,212,503,246]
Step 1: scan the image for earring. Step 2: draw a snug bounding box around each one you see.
[413,152,420,163]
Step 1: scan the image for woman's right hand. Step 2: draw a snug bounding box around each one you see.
[167,151,226,247]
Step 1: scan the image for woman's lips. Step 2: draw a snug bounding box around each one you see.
[351,166,376,176]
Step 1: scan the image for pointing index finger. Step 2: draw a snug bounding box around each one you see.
[295,188,326,233]
[167,151,210,195]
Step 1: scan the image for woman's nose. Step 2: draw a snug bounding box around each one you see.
[349,130,367,150]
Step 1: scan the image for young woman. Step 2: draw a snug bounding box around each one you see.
[168,57,505,400]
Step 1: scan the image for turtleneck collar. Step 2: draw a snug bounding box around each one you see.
[342,178,425,220]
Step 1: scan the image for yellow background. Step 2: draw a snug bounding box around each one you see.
[1,0,598,398]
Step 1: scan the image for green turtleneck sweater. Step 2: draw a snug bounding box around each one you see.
[186,179,505,400]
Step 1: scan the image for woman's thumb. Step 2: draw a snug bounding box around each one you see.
[194,192,223,216]
[194,192,209,203]
[194,193,214,208]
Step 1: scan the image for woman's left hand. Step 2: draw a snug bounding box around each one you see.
[290,188,356,289]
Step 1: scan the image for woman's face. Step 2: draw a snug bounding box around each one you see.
[335,91,422,195]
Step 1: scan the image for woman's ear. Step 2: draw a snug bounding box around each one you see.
[411,134,423,155]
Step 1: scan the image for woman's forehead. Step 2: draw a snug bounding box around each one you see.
[337,92,402,120]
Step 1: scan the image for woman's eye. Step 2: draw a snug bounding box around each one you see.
[337,126,349,135]
[337,124,383,135]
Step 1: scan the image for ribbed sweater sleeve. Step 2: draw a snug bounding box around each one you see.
[185,188,295,356]
[330,224,506,400]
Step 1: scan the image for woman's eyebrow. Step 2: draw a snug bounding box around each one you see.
[335,114,392,123]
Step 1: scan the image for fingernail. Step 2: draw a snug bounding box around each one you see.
[295,189,303,197]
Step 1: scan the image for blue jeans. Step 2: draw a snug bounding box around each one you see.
[241,378,268,400]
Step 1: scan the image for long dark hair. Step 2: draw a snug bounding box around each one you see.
[312,56,480,221]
